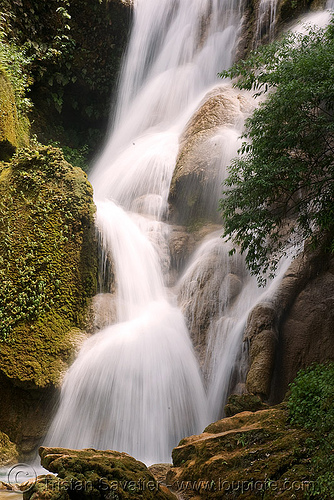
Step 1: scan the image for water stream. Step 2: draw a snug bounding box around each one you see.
[44,0,294,465]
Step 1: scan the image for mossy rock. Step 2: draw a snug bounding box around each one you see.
[0,67,18,161]
[168,406,314,498]
[224,393,269,417]
[23,447,176,500]
[0,67,30,161]
[0,431,19,466]
[0,145,97,387]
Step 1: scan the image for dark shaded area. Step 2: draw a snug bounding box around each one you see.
[1,0,132,157]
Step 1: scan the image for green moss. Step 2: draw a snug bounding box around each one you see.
[23,447,176,500]
[0,145,97,387]
[0,430,19,466]
[170,407,315,498]
[0,67,18,160]
[0,66,30,161]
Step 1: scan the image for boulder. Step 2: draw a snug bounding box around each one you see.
[0,146,97,457]
[169,85,252,227]
[0,431,19,467]
[224,393,268,417]
[23,447,176,500]
[167,405,312,499]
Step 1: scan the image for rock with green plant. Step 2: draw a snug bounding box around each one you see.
[0,66,29,161]
[23,446,176,500]
[167,363,334,499]
[0,431,19,467]
[0,145,97,457]
[0,0,132,159]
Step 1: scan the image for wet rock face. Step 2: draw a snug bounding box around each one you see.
[167,405,312,499]
[270,256,334,403]
[24,447,176,500]
[244,241,334,403]
[169,85,253,227]
[177,233,248,367]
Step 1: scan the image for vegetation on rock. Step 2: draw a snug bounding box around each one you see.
[166,363,334,499]
[0,0,132,161]
[0,146,97,386]
[219,18,334,283]
[23,447,176,500]
[288,362,334,498]
[0,431,18,467]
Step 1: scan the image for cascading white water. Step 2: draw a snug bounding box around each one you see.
[46,0,327,465]
[255,0,278,43]
[45,0,247,464]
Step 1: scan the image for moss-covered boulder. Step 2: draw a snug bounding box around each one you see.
[23,447,176,500]
[0,145,97,455]
[0,67,29,161]
[0,431,19,466]
[0,67,18,160]
[167,405,315,499]
[224,393,269,417]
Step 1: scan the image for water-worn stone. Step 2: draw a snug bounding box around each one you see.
[23,447,176,500]
[270,255,334,402]
[169,85,252,227]
[244,237,334,401]
[0,431,19,467]
[224,393,268,417]
[167,405,312,499]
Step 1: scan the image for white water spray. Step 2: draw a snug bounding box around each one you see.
[45,0,315,465]
[46,0,247,464]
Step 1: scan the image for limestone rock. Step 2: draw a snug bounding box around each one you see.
[85,293,117,334]
[0,431,19,467]
[0,146,98,457]
[224,393,268,417]
[23,447,176,500]
[0,69,18,160]
[167,406,312,499]
[177,233,247,365]
[270,255,334,402]
[244,237,334,401]
[169,85,253,226]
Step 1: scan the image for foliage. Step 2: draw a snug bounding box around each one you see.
[0,0,131,155]
[0,146,97,342]
[288,363,334,498]
[0,14,33,115]
[49,141,90,172]
[219,19,334,282]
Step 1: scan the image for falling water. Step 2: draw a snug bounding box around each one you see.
[255,0,278,44]
[46,0,248,465]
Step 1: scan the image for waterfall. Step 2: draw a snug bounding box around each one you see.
[44,0,275,465]
[255,0,278,44]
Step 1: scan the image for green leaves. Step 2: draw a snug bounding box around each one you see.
[288,363,334,499]
[219,17,334,282]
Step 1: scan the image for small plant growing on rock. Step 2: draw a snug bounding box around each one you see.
[288,362,334,499]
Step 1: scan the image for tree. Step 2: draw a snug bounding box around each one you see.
[219,18,334,283]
